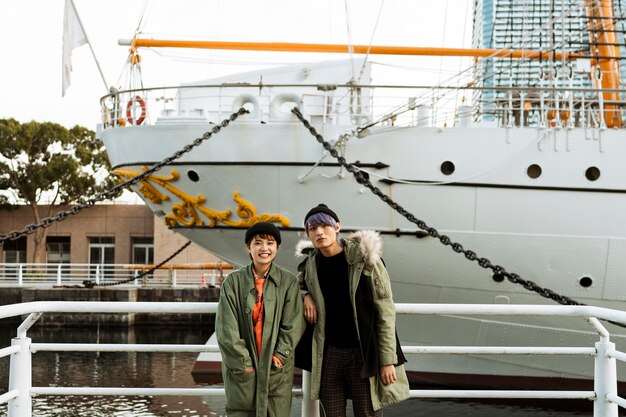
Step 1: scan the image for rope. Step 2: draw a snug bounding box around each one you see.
[356,0,386,83]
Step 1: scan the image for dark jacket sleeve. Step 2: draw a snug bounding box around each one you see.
[295,257,314,371]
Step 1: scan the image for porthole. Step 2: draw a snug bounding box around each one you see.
[492,273,505,283]
[585,166,600,182]
[440,161,455,176]
[579,276,593,288]
[527,164,542,179]
[187,170,200,182]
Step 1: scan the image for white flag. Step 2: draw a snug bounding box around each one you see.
[62,0,88,96]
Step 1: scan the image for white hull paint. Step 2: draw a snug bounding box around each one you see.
[100,119,626,385]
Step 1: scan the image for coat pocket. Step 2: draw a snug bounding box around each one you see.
[224,368,256,410]
[268,361,293,397]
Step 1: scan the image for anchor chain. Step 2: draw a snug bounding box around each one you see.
[291,107,584,307]
[85,240,192,288]
[0,108,249,245]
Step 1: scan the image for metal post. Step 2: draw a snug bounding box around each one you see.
[301,370,319,417]
[57,264,62,286]
[18,265,23,287]
[95,265,100,285]
[172,269,177,287]
[8,336,32,417]
[594,340,619,417]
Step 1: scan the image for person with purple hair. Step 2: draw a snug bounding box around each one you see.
[295,204,409,417]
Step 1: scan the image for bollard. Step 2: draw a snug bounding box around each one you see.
[594,340,619,417]
[8,337,32,417]
[301,370,319,417]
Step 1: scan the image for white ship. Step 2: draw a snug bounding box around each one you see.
[97,1,626,389]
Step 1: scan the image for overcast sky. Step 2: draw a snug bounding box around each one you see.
[0,0,473,130]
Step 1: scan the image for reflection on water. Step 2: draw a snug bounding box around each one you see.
[0,325,598,416]
[0,324,219,417]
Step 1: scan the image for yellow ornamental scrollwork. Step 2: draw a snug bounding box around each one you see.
[113,167,175,204]
[112,167,290,228]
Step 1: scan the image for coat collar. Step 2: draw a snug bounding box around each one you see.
[295,230,382,267]
[245,263,282,286]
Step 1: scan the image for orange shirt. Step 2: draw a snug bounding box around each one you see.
[252,276,266,359]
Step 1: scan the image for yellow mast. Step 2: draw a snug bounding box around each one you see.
[124,31,622,128]
[126,38,577,60]
[583,0,622,128]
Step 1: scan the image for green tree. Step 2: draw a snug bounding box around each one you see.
[0,118,119,263]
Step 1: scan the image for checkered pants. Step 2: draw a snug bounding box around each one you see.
[319,345,379,417]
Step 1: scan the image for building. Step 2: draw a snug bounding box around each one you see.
[0,204,219,266]
[472,0,626,123]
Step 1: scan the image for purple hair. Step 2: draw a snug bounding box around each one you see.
[305,212,337,230]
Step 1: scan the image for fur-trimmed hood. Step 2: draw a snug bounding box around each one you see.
[295,230,383,266]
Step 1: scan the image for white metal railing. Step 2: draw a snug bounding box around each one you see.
[0,263,232,288]
[1,302,626,416]
[99,83,626,132]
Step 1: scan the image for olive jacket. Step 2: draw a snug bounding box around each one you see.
[216,263,305,416]
[295,230,410,411]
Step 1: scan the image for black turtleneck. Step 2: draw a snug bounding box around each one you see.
[317,250,359,348]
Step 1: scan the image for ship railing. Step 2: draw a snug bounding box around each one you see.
[1,303,626,416]
[99,83,626,132]
[0,262,232,288]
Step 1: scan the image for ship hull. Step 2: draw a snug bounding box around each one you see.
[100,119,626,386]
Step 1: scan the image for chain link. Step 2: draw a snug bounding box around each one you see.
[0,108,249,246]
[291,107,587,308]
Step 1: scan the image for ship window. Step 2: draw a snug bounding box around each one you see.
[440,161,455,176]
[579,276,593,288]
[187,170,200,182]
[527,164,542,179]
[585,167,600,181]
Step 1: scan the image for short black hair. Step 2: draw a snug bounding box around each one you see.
[244,222,282,245]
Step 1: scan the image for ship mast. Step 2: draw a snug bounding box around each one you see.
[120,38,579,61]
[121,4,624,128]
[583,0,622,127]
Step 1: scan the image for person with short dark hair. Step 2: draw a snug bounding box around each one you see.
[216,222,305,417]
[296,204,410,417]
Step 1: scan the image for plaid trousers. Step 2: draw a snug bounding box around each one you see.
[319,345,379,417]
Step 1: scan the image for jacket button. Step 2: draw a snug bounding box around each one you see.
[285,349,290,354]
[245,308,251,314]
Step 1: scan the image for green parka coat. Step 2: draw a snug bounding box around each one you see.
[216,263,305,417]
[296,230,410,411]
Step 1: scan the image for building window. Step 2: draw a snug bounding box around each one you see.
[3,236,27,263]
[89,236,115,279]
[132,237,154,265]
[46,236,71,264]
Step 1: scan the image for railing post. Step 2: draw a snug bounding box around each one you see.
[172,269,177,287]
[56,264,62,286]
[594,339,618,417]
[95,265,100,285]
[18,265,23,287]
[301,370,319,417]
[8,336,32,417]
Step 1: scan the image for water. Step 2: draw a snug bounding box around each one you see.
[0,325,605,416]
